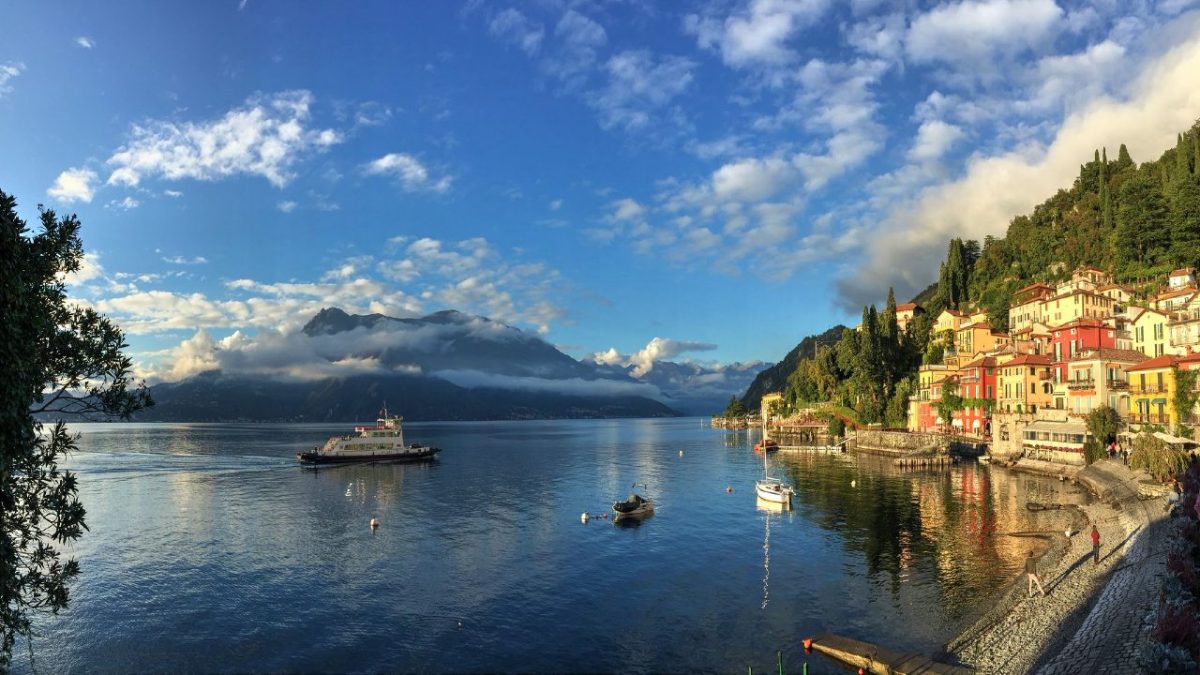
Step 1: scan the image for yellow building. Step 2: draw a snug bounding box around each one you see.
[1127,355,1177,428]
[998,353,1054,414]
[760,392,784,428]
[1041,288,1115,327]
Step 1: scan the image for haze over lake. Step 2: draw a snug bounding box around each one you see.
[18,419,1080,673]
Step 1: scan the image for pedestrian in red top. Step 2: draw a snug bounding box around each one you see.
[1090,524,1101,565]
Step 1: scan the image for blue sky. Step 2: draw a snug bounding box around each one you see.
[3,0,1200,381]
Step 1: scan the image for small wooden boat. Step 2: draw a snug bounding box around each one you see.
[754,439,779,453]
[612,494,654,520]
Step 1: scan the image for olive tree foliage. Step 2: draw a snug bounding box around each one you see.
[0,191,152,667]
[1130,430,1189,482]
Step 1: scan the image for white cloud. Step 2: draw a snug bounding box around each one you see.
[686,0,831,68]
[64,251,104,286]
[163,189,183,198]
[363,153,452,193]
[906,0,1064,65]
[591,337,718,377]
[104,90,341,188]
[838,13,1200,308]
[47,167,98,203]
[0,62,24,98]
[106,196,140,210]
[277,200,298,213]
[711,156,797,202]
[544,10,607,85]
[162,255,208,265]
[1020,40,1128,114]
[609,197,645,222]
[490,8,544,55]
[908,120,966,162]
[549,199,563,210]
[75,36,95,49]
[588,50,695,132]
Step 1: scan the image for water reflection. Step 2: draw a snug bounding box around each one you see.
[17,419,1086,674]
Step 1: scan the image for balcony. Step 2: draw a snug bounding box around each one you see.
[1066,380,1096,391]
[1037,372,1052,380]
[1133,385,1165,394]
[1107,379,1129,390]
[1130,413,1169,425]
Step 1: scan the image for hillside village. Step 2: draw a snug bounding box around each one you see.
[902,265,1199,463]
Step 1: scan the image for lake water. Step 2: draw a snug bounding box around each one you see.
[15,418,1083,673]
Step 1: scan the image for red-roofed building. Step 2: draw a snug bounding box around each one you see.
[955,356,997,436]
[998,353,1054,414]
[1050,318,1118,382]
[894,302,924,333]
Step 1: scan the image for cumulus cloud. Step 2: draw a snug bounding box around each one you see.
[106,196,140,210]
[75,36,95,49]
[838,13,1200,308]
[908,120,966,162]
[363,153,452,193]
[906,0,1064,65]
[592,337,718,377]
[47,167,98,203]
[277,200,297,213]
[104,90,341,188]
[685,0,831,67]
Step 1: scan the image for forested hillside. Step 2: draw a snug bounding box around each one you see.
[745,120,1200,428]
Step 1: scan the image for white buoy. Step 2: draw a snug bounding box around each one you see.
[581,512,589,523]
[851,480,857,488]
[370,517,379,529]
[679,450,684,457]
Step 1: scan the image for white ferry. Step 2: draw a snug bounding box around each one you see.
[297,407,439,465]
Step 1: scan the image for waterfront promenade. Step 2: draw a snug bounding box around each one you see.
[953,459,1169,674]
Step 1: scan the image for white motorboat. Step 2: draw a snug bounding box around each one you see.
[297,405,439,465]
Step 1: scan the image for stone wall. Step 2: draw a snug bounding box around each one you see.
[850,430,948,456]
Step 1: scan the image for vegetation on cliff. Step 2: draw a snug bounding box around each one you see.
[745,120,1200,427]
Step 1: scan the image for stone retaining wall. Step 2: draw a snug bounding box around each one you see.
[851,430,948,456]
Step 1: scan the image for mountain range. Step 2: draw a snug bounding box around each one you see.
[136,308,768,422]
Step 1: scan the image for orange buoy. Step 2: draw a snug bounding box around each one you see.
[803,638,813,654]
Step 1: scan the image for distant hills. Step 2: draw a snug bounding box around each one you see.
[739,325,847,410]
[137,307,765,422]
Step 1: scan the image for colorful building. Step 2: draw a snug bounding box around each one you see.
[1063,348,1146,418]
[955,356,996,436]
[1008,283,1055,333]
[894,303,925,333]
[1129,306,1173,358]
[1168,267,1196,289]
[909,364,960,432]
[1049,318,1118,380]
[998,353,1054,414]
[1128,355,1177,428]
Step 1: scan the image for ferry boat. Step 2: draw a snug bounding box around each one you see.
[296,407,439,465]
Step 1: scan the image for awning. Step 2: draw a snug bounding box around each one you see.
[1153,431,1198,447]
[1024,420,1087,435]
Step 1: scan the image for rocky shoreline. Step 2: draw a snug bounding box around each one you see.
[951,459,1169,674]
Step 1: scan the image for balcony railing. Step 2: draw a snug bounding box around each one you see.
[1132,385,1165,394]
[1129,413,1169,425]
[1066,380,1095,390]
[1108,379,1129,390]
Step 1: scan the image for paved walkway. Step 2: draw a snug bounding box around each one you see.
[954,460,1168,674]
[1035,461,1169,674]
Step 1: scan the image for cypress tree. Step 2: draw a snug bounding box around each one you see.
[1169,174,1200,267]
[1176,134,1190,181]
[1100,148,1113,230]
[1117,143,1134,170]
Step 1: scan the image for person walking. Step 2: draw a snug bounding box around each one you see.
[1026,551,1046,597]
[1090,524,1101,565]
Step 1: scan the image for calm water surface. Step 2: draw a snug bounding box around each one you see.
[17,418,1084,673]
